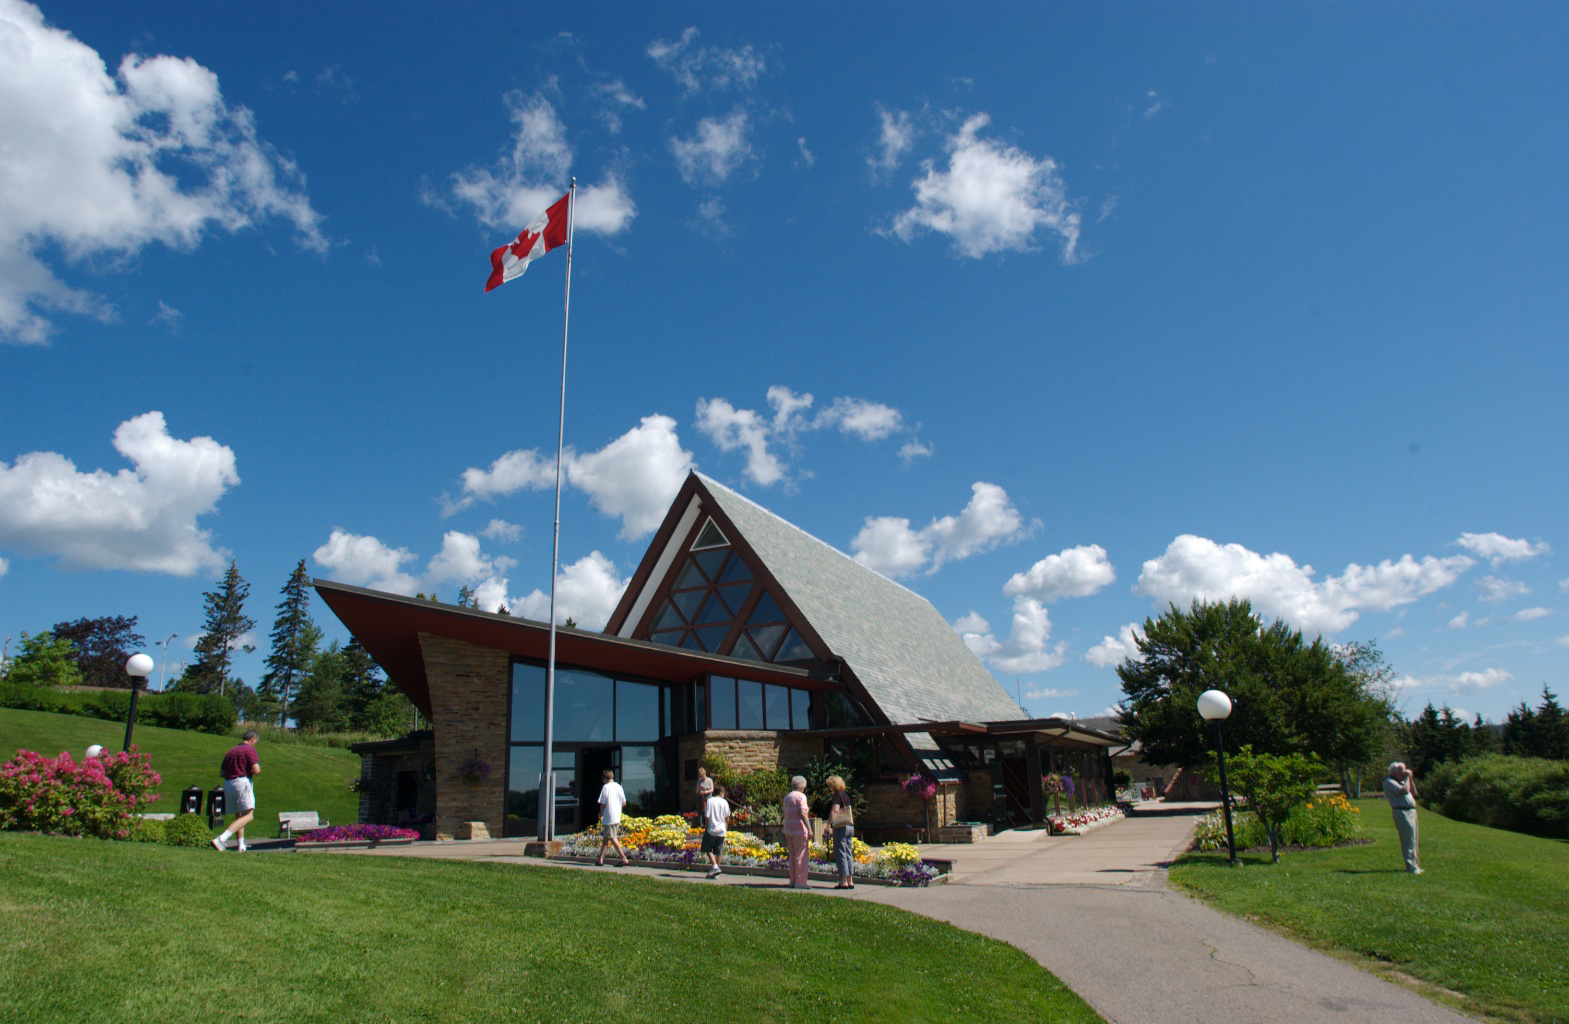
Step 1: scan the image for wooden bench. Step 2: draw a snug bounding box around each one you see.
[278,811,329,837]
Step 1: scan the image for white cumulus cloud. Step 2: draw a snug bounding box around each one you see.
[671,109,754,186]
[312,529,419,595]
[647,27,765,93]
[853,482,1029,579]
[956,599,1066,675]
[1084,622,1144,668]
[508,551,628,630]
[1456,532,1551,567]
[0,0,326,343]
[1135,534,1474,636]
[450,415,693,541]
[440,89,635,235]
[1004,544,1115,602]
[889,112,1080,262]
[695,387,908,487]
[0,412,238,574]
[1476,575,1530,604]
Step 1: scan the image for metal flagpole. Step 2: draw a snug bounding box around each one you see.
[540,178,576,843]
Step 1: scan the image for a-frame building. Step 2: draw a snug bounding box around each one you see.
[318,472,1121,841]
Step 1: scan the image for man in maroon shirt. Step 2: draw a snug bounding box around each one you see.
[212,730,260,852]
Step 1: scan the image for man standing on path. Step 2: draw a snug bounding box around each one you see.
[596,769,631,867]
[212,730,260,852]
[702,783,731,879]
[1383,761,1422,874]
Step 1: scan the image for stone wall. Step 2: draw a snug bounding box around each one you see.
[420,633,510,839]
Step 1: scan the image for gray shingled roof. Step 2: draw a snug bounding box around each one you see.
[697,474,1024,727]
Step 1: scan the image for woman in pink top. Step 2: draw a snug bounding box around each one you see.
[782,775,812,889]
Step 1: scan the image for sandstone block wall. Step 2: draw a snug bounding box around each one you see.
[420,633,510,838]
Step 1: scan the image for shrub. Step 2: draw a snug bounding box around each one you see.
[0,748,162,841]
[164,813,216,847]
[294,824,419,843]
[0,685,236,735]
[129,817,167,843]
[1192,794,1364,853]
[733,767,791,809]
[1422,754,1569,839]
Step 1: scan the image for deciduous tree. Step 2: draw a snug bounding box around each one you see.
[1117,598,1390,771]
[50,615,145,689]
[5,631,83,687]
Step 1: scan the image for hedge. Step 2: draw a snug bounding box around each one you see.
[0,684,236,735]
[1421,753,1569,839]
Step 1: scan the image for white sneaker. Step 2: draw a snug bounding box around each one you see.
[706,868,720,878]
[210,837,226,851]
[237,843,248,853]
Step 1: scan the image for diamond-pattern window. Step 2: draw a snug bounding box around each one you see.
[635,515,814,665]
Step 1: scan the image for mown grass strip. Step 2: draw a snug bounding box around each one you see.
[0,831,1102,1024]
[1169,798,1569,1024]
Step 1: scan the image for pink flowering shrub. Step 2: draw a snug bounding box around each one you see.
[0,747,162,841]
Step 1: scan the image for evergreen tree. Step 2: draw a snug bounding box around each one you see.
[183,560,257,697]
[1405,702,1480,777]
[260,560,317,726]
[456,585,477,609]
[50,615,145,688]
[294,640,347,731]
[1503,686,1569,760]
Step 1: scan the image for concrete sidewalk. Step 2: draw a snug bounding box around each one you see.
[851,804,1477,1024]
[331,805,1478,1024]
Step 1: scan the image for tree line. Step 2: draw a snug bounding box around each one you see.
[1114,598,1567,793]
[2,559,417,738]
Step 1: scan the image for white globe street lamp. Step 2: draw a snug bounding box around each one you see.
[123,653,154,752]
[1197,688,1239,865]
[86,744,105,760]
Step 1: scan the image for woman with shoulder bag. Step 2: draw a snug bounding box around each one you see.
[826,775,855,889]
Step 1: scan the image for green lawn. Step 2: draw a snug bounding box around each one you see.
[0,830,1103,1024]
[0,707,361,831]
[1169,798,1569,1024]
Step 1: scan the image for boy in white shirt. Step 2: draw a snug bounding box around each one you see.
[596,769,631,867]
[701,783,731,878]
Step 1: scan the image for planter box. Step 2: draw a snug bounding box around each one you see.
[936,823,989,844]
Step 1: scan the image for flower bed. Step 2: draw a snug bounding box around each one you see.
[1048,804,1124,836]
[554,814,943,885]
[295,824,421,844]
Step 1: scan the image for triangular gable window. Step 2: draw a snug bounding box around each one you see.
[692,519,728,549]
[633,509,817,665]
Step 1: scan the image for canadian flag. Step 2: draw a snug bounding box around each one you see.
[485,192,570,292]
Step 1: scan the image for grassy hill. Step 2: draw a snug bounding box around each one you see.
[0,707,361,830]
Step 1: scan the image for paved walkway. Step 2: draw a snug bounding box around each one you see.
[330,804,1477,1024]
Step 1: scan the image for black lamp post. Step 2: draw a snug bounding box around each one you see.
[123,653,154,753]
[1197,688,1238,865]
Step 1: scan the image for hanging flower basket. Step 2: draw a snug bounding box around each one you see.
[458,755,491,788]
[902,774,938,801]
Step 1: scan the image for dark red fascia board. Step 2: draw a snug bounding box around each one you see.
[313,579,829,720]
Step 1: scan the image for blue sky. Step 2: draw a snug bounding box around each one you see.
[2,1,1565,723]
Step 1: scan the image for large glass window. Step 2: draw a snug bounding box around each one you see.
[621,745,670,816]
[737,679,764,729]
[616,681,662,742]
[764,684,790,729]
[505,746,543,837]
[510,662,546,742]
[554,669,614,742]
[711,676,736,730]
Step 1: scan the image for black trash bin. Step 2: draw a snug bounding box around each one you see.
[207,786,226,829]
[181,786,203,816]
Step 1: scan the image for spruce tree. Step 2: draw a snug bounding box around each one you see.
[260,560,317,726]
[185,560,257,696]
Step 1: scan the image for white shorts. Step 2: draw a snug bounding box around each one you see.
[224,776,256,813]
